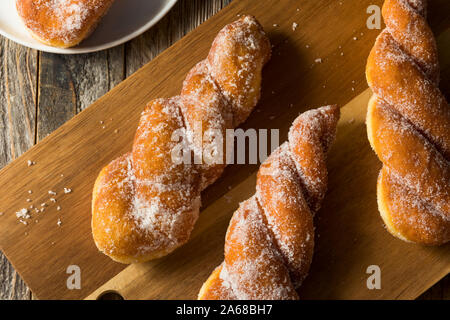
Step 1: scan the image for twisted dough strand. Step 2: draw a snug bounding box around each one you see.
[366,0,450,245]
[92,16,271,263]
[199,105,340,300]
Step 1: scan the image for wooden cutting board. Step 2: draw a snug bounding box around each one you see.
[0,0,449,300]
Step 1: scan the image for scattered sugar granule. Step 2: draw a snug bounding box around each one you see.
[28,190,32,194]
[50,198,56,203]
[57,219,62,227]
[64,188,72,194]
[16,208,30,219]
[40,208,45,213]
[20,220,28,226]
[114,129,119,134]
[41,203,47,207]
[340,52,344,56]
[29,205,34,209]
[102,126,106,129]
[100,120,104,124]
[305,44,310,48]
[26,199,32,202]
[0,212,4,216]
[27,160,35,167]
[48,190,56,195]
[273,23,279,27]
[60,174,64,178]
[315,58,322,63]
[292,22,298,31]
[57,206,61,211]
[353,37,358,40]
[351,87,355,91]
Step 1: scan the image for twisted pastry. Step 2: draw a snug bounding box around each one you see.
[199,105,340,300]
[366,0,450,245]
[16,0,115,48]
[92,16,271,263]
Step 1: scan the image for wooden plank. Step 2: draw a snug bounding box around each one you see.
[0,37,36,300]
[126,0,232,76]
[37,48,125,140]
[0,0,448,300]
[0,0,232,300]
[419,275,450,300]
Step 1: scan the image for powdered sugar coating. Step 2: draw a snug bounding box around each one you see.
[366,0,450,245]
[16,0,114,47]
[199,105,340,300]
[92,16,271,263]
[208,15,271,126]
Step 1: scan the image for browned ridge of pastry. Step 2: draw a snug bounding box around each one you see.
[92,16,271,263]
[198,105,340,300]
[366,0,450,245]
[16,0,115,48]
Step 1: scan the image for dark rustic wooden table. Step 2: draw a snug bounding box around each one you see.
[0,0,448,300]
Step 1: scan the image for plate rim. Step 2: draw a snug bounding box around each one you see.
[0,0,178,54]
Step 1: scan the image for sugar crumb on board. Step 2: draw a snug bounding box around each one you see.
[6,179,72,226]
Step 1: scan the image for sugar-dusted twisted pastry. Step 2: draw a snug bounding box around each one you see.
[16,0,115,48]
[199,105,340,300]
[366,0,450,245]
[92,16,271,263]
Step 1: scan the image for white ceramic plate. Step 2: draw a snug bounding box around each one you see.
[0,0,178,54]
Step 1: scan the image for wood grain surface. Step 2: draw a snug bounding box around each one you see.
[0,0,448,300]
[0,0,232,300]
